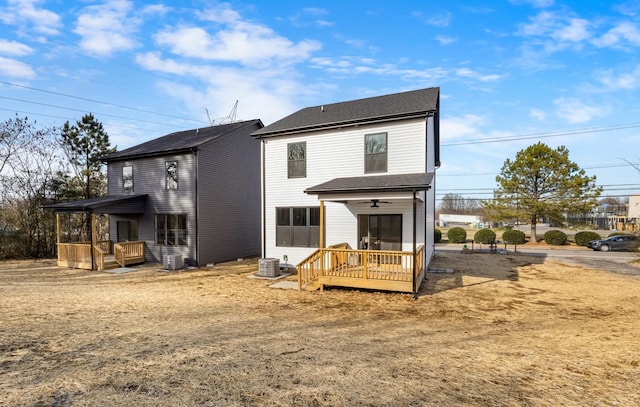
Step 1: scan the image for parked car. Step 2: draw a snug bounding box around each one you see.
[587,235,639,252]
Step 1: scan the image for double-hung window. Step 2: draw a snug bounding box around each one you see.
[365,133,387,173]
[276,207,319,247]
[287,142,306,178]
[156,214,187,246]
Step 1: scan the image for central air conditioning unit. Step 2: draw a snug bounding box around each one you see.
[258,258,280,277]
[163,254,183,271]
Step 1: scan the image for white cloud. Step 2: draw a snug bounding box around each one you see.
[518,12,590,42]
[0,56,36,78]
[554,97,610,123]
[441,114,485,142]
[593,21,640,48]
[74,0,140,57]
[412,11,452,27]
[0,0,61,36]
[596,66,640,90]
[0,39,33,56]
[153,9,322,66]
[135,52,306,125]
[436,35,456,45]
[509,0,554,7]
[553,18,590,42]
[529,108,546,120]
[455,67,503,82]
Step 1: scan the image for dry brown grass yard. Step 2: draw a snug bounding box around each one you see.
[1,252,640,406]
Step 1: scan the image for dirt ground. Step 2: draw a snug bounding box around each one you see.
[1,252,639,407]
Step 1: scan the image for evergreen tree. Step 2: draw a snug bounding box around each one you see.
[483,142,601,242]
[60,113,115,200]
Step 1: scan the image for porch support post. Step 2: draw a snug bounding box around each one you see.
[412,190,417,297]
[56,213,61,263]
[90,212,97,270]
[319,200,325,249]
[319,200,325,286]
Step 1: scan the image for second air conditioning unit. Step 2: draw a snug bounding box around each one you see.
[258,258,280,277]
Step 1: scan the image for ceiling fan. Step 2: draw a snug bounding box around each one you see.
[368,199,391,208]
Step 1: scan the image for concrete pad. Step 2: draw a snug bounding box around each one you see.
[269,280,298,290]
[104,267,139,274]
[247,272,291,280]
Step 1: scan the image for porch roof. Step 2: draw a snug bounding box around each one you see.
[304,173,433,195]
[42,194,147,214]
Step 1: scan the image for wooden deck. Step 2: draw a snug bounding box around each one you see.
[297,243,424,293]
[58,241,145,271]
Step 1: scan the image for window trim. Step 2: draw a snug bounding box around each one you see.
[287,141,306,178]
[364,132,388,174]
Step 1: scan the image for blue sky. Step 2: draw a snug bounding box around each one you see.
[1,0,640,203]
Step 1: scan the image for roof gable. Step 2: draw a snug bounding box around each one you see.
[102,119,263,162]
[252,87,439,138]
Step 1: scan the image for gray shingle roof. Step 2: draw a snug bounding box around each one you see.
[252,87,439,138]
[102,119,263,162]
[305,173,434,195]
[42,194,147,212]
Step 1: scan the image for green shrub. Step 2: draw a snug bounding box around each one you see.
[544,229,567,246]
[434,228,442,243]
[608,231,629,237]
[474,228,496,244]
[502,229,526,245]
[574,231,602,246]
[447,227,467,243]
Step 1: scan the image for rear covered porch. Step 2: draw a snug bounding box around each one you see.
[44,195,147,271]
[299,173,433,296]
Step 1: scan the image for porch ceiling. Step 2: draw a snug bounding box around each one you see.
[304,172,433,196]
[42,194,147,214]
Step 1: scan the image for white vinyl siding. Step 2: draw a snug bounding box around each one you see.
[263,118,428,265]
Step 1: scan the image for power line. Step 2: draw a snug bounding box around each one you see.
[0,80,208,125]
[441,122,640,146]
[438,162,640,178]
[0,96,190,129]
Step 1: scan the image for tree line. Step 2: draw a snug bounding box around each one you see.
[438,142,635,243]
[0,114,115,259]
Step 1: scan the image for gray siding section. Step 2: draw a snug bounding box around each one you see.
[108,153,197,263]
[197,122,262,264]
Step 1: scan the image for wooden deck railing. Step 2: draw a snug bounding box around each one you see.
[297,244,424,293]
[57,240,145,271]
[57,242,93,270]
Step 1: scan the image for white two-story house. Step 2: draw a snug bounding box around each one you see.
[251,87,440,294]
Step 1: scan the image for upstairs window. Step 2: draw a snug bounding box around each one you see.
[365,133,387,173]
[122,165,133,192]
[166,161,178,190]
[288,142,306,178]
